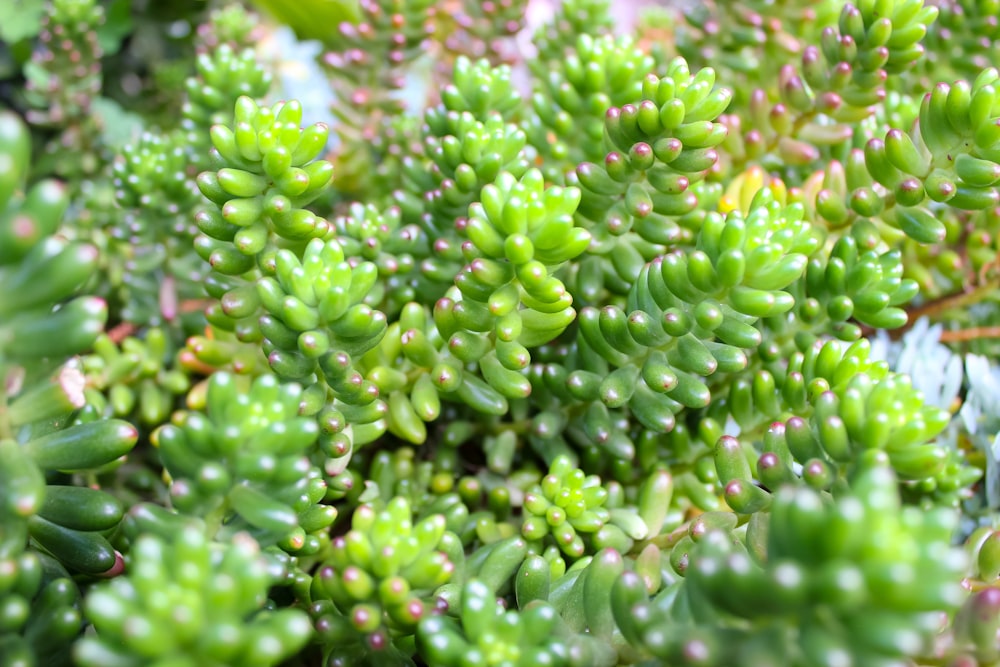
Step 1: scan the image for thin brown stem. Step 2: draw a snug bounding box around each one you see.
[939,326,1000,343]
[875,279,1000,340]
[908,281,1000,323]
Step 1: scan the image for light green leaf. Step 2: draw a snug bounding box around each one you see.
[0,0,46,44]
[247,0,362,45]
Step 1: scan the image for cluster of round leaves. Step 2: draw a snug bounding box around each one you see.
[448,168,590,374]
[532,0,614,65]
[113,132,201,220]
[709,0,940,184]
[712,331,980,508]
[615,455,967,666]
[154,372,337,556]
[555,190,818,452]
[394,56,528,265]
[526,33,654,181]
[76,526,312,667]
[792,227,917,338]
[195,3,263,54]
[254,238,386,378]
[196,97,355,388]
[520,455,653,559]
[80,329,191,427]
[322,0,436,95]
[572,58,733,254]
[805,0,938,113]
[331,202,429,319]
[197,97,334,262]
[181,46,273,162]
[437,0,527,62]
[23,0,104,128]
[22,0,105,179]
[309,497,456,662]
[673,0,833,94]
[861,69,1000,242]
[417,579,596,667]
[106,130,208,325]
[923,0,1000,80]
[322,0,436,196]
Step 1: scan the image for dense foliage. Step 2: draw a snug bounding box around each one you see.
[3,0,1000,664]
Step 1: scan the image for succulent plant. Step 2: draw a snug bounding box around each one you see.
[4,0,1000,665]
